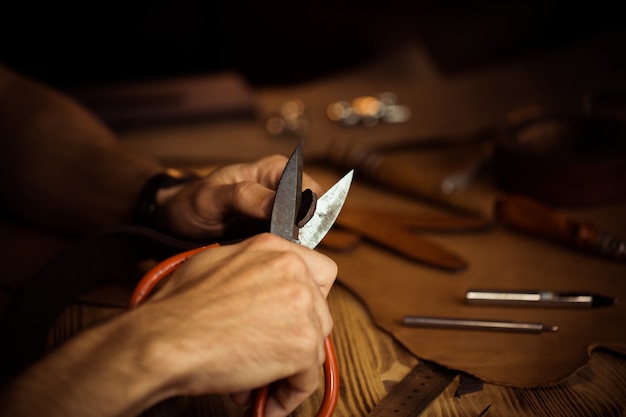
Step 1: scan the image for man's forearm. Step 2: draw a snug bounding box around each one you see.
[0,309,175,417]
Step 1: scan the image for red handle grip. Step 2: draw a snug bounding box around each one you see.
[130,245,339,417]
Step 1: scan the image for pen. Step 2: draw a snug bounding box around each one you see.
[401,316,558,333]
[465,289,617,308]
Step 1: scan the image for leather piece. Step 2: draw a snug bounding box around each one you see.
[333,208,493,271]
[325,199,626,387]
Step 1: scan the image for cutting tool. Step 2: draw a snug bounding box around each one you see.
[495,193,626,263]
[129,141,353,417]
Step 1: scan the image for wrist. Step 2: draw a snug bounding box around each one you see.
[0,310,178,417]
[132,168,200,229]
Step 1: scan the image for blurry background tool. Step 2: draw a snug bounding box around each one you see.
[495,193,626,263]
[326,92,411,127]
[326,135,491,217]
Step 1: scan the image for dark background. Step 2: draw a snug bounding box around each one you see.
[2,2,624,89]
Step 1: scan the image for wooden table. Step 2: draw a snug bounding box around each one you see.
[49,32,626,416]
[53,276,626,417]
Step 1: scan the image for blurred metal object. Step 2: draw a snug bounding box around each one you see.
[440,141,495,194]
[495,193,626,263]
[327,92,410,127]
[265,99,309,137]
[327,136,485,216]
[402,316,559,333]
[465,289,617,308]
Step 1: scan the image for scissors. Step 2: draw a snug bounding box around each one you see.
[129,141,354,417]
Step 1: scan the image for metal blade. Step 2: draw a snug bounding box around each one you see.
[270,141,303,242]
[299,170,354,249]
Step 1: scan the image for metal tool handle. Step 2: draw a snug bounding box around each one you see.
[494,194,598,249]
[326,137,483,216]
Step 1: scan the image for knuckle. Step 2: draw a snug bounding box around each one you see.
[260,154,288,166]
[322,315,334,338]
[294,326,322,360]
[289,283,316,308]
[247,232,285,249]
[302,374,321,395]
[232,181,253,204]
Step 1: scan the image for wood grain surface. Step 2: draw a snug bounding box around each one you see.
[49,281,626,417]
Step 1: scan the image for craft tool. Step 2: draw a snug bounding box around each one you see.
[466,289,617,308]
[130,142,353,417]
[402,315,558,333]
[495,194,626,263]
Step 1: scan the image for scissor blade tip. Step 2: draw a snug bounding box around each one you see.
[339,169,355,184]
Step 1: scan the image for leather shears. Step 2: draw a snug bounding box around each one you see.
[129,141,353,417]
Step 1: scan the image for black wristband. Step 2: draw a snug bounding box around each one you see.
[132,170,200,228]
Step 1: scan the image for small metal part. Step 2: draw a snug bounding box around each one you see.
[402,316,558,333]
[327,92,410,127]
[265,99,309,137]
[594,231,626,261]
[440,141,494,194]
[465,289,616,308]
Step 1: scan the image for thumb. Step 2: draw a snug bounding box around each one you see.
[213,181,275,220]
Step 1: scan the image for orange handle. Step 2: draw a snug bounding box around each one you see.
[251,335,339,417]
[129,245,339,417]
[494,194,599,250]
[129,244,219,307]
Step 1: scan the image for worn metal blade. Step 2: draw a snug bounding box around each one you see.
[270,142,303,242]
[299,170,354,249]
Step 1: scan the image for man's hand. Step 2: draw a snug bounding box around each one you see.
[136,233,338,417]
[0,234,337,417]
[157,155,323,240]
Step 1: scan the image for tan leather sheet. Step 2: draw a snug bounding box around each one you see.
[324,194,626,387]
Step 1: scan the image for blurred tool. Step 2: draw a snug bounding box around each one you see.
[327,92,410,127]
[329,207,492,271]
[402,316,558,333]
[366,360,457,417]
[327,137,486,216]
[465,289,617,308]
[440,140,495,194]
[265,99,309,137]
[495,194,626,263]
